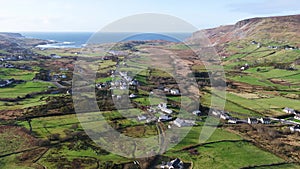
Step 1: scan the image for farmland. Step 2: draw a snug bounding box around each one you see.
[0,16,300,168]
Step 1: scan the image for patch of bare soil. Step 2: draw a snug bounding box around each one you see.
[0,109,24,120]
[269,79,291,86]
[228,80,265,92]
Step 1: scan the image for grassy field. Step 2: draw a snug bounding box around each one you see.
[14,113,144,168]
[15,113,294,169]
[201,92,260,118]
[38,142,129,169]
[0,154,35,169]
[167,141,285,169]
[18,114,82,138]
[164,126,289,169]
[0,81,54,99]
[228,68,300,89]
[1,37,300,168]
[0,68,36,81]
[0,94,62,110]
[201,90,300,117]
[223,42,300,89]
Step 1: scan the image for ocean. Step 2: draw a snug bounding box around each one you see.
[21,32,192,48]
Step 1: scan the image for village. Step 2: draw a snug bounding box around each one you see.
[0,24,299,168]
[94,52,300,135]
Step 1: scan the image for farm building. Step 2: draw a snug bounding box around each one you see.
[290,125,300,132]
[283,107,296,114]
[258,117,271,124]
[158,115,172,122]
[173,118,195,128]
[192,110,201,116]
[170,89,180,95]
[248,117,258,124]
[160,158,183,169]
[137,115,147,121]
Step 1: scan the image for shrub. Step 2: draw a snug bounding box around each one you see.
[37,139,51,146]
[48,133,60,141]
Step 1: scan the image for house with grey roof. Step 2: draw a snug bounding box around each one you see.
[290,125,300,132]
[248,117,258,124]
[258,117,271,124]
[158,115,172,122]
[173,118,195,128]
[283,107,296,114]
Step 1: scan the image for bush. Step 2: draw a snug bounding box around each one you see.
[37,139,51,146]
[48,133,60,141]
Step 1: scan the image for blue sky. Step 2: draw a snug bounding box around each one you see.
[0,0,299,32]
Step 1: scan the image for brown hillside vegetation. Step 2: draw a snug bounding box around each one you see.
[188,14,300,53]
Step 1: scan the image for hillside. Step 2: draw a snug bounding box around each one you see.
[186,14,300,118]
[189,14,300,55]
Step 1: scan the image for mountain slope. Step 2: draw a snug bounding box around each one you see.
[189,14,300,53]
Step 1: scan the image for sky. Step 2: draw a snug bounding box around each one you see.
[0,0,300,32]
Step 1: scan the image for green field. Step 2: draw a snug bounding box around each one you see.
[0,81,54,99]
[0,68,36,81]
[201,90,300,117]
[167,141,286,169]
[165,126,289,169]
[13,113,293,169]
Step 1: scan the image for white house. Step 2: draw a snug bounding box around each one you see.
[0,79,14,87]
[220,113,230,120]
[164,87,170,92]
[251,41,258,45]
[192,110,201,116]
[228,117,238,124]
[258,117,271,124]
[161,107,173,114]
[51,55,62,59]
[158,103,167,109]
[294,114,300,121]
[248,117,258,124]
[61,74,67,79]
[137,115,147,121]
[59,67,69,71]
[170,89,180,95]
[120,85,127,90]
[283,107,296,114]
[157,103,173,114]
[173,118,195,128]
[158,115,172,122]
[129,94,137,98]
[290,125,300,132]
[211,109,221,117]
